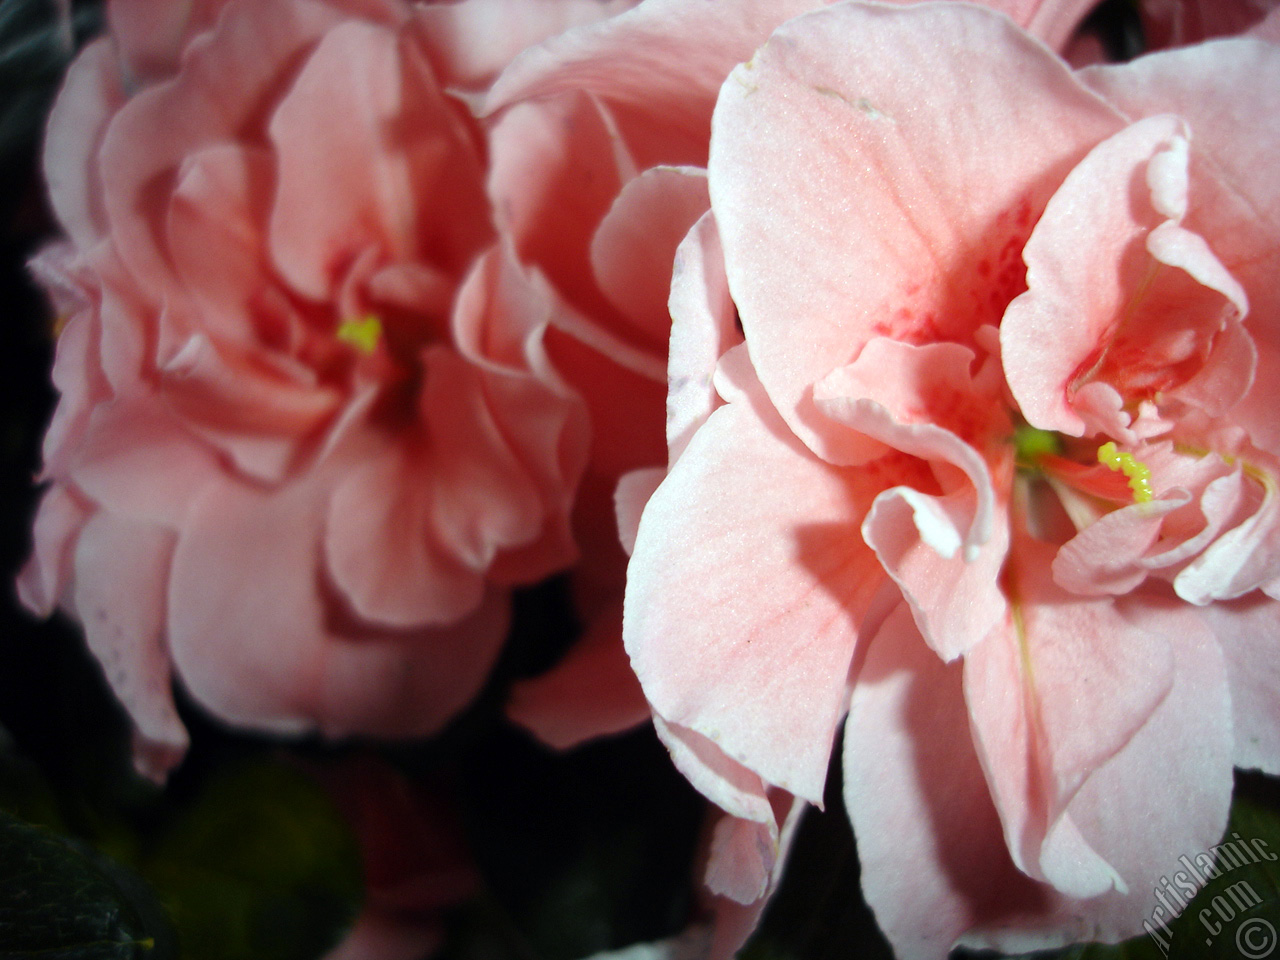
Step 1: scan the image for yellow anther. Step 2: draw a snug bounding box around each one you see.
[337,315,382,354]
[1097,441,1154,503]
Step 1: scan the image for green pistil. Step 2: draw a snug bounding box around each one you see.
[1014,424,1062,466]
[337,315,382,354]
[1097,441,1154,503]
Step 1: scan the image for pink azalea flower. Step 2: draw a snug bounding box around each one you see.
[20,0,610,777]
[623,2,1280,955]
[486,0,1105,754]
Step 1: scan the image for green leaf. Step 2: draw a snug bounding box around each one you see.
[0,810,175,960]
[0,724,66,831]
[1003,784,1280,960]
[1163,794,1280,960]
[142,759,362,960]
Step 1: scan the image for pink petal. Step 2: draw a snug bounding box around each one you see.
[1254,4,1280,41]
[615,467,664,556]
[666,211,741,464]
[449,253,590,585]
[1201,595,1280,773]
[32,251,111,475]
[268,20,488,300]
[814,336,1011,558]
[964,544,1177,897]
[43,39,125,250]
[160,333,341,483]
[1175,454,1280,602]
[705,809,774,905]
[16,483,91,617]
[1002,115,1249,437]
[507,600,650,749]
[651,715,773,827]
[543,319,667,497]
[326,344,561,627]
[590,165,709,354]
[68,396,224,526]
[413,0,637,90]
[325,434,487,629]
[862,488,1010,662]
[92,250,151,395]
[108,0,228,81]
[166,143,277,348]
[422,347,554,572]
[1002,0,1115,50]
[168,475,509,736]
[1051,444,1251,594]
[1051,493,1190,595]
[487,93,634,323]
[71,512,188,780]
[961,594,1231,950]
[625,390,884,804]
[709,2,1123,463]
[1015,594,1230,942]
[483,0,818,135]
[1140,0,1280,48]
[100,0,347,297]
[1084,39,1280,449]
[653,721,810,918]
[844,603,1045,960]
[705,794,806,960]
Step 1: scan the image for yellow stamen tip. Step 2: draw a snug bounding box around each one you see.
[337,315,382,354]
[1098,441,1154,503]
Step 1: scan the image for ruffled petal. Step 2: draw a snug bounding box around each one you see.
[68,396,224,526]
[487,91,635,323]
[507,599,650,749]
[166,143,277,348]
[964,545,1177,897]
[43,39,126,250]
[1002,115,1249,438]
[71,512,187,780]
[268,19,488,299]
[666,211,740,464]
[625,384,884,804]
[844,603,1045,960]
[590,165,709,353]
[709,1,1123,462]
[100,0,348,296]
[414,0,636,90]
[1084,38,1280,449]
[1201,595,1280,773]
[483,0,817,136]
[108,0,228,81]
[160,333,341,483]
[169,475,508,736]
[16,484,91,617]
[325,434,487,629]
[861,487,1010,661]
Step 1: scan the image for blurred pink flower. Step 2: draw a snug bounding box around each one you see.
[623,3,1280,955]
[20,0,601,777]
[1140,0,1280,48]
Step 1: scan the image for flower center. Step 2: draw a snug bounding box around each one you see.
[337,315,383,355]
[1014,423,1061,467]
